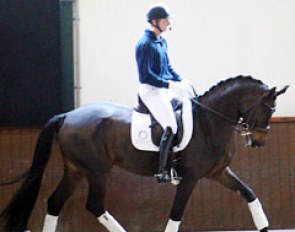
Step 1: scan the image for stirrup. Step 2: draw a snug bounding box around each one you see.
[170,167,182,186]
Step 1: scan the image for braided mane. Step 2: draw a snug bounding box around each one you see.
[199,75,266,99]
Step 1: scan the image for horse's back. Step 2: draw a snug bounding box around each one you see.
[58,101,132,149]
[63,101,132,127]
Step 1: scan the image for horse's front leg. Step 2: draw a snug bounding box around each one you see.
[211,166,269,232]
[165,178,197,232]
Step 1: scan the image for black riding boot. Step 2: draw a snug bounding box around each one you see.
[155,127,175,183]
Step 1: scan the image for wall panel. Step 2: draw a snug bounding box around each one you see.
[0,0,74,127]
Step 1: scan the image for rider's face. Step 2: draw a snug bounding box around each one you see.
[158,18,171,32]
[152,18,171,33]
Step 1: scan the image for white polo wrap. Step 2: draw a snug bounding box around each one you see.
[98,211,127,232]
[248,198,269,230]
[42,214,59,232]
[164,219,181,232]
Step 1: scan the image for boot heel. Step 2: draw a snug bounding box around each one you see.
[154,171,172,183]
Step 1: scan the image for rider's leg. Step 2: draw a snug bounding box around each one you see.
[139,85,178,183]
[138,84,178,134]
[155,127,175,183]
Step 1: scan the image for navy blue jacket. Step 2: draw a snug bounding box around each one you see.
[136,30,181,88]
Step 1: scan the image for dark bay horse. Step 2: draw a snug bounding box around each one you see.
[0,76,288,232]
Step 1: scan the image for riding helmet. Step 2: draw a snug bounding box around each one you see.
[146,5,171,22]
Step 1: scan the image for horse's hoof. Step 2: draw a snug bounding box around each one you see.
[260,227,268,232]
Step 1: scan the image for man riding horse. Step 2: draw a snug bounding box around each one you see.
[0,4,289,232]
[136,5,193,183]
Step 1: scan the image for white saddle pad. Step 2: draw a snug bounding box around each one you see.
[131,97,193,152]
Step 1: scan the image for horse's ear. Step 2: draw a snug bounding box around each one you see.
[266,87,276,99]
[274,85,289,98]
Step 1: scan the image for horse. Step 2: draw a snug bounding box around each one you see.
[0,75,288,232]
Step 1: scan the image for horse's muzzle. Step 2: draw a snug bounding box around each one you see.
[250,130,267,147]
[251,140,265,148]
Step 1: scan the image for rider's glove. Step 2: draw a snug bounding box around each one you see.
[169,80,196,98]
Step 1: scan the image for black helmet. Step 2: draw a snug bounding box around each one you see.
[146,5,171,22]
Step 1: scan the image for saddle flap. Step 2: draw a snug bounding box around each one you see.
[131,97,193,152]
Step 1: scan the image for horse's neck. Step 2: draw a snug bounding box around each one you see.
[203,87,241,123]
[195,85,244,145]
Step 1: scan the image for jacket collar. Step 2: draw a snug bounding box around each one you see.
[145,29,163,43]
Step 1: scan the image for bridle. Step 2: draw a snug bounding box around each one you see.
[239,93,275,133]
[191,92,276,137]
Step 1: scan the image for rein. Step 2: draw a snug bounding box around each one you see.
[192,99,238,125]
[191,98,246,133]
[191,94,274,135]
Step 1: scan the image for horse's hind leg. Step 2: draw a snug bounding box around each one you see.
[85,170,127,232]
[42,161,83,232]
[211,167,269,232]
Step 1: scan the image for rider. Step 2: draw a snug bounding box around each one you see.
[135,5,187,183]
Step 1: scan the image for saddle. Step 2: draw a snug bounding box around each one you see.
[134,96,184,146]
[131,95,193,153]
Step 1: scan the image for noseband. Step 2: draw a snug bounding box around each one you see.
[192,93,275,136]
[239,93,275,133]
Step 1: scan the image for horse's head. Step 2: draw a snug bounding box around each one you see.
[238,85,289,147]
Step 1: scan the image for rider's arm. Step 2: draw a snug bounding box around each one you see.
[162,39,182,82]
[167,60,182,82]
[136,43,169,88]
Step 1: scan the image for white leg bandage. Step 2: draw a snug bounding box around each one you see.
[98,211,127,232]
[248,198,269,230]
[164,219,181,232]
[42,214,59,232]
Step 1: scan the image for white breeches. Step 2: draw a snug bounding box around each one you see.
[139,84,178,134]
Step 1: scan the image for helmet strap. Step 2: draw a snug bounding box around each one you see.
[150,20,163,33]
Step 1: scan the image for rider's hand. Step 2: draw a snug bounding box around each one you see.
[180,79,197,97]
[169,81,188,97]
[168,80,180,90]
[169,80,196,98]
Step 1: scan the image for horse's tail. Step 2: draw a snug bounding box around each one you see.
[0,114,65,232]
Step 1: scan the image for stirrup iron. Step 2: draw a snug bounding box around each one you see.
[170,167,182,185]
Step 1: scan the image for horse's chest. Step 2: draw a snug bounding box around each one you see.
[208,152,233,176]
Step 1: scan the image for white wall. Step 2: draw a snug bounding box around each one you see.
[78,0,295,116]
